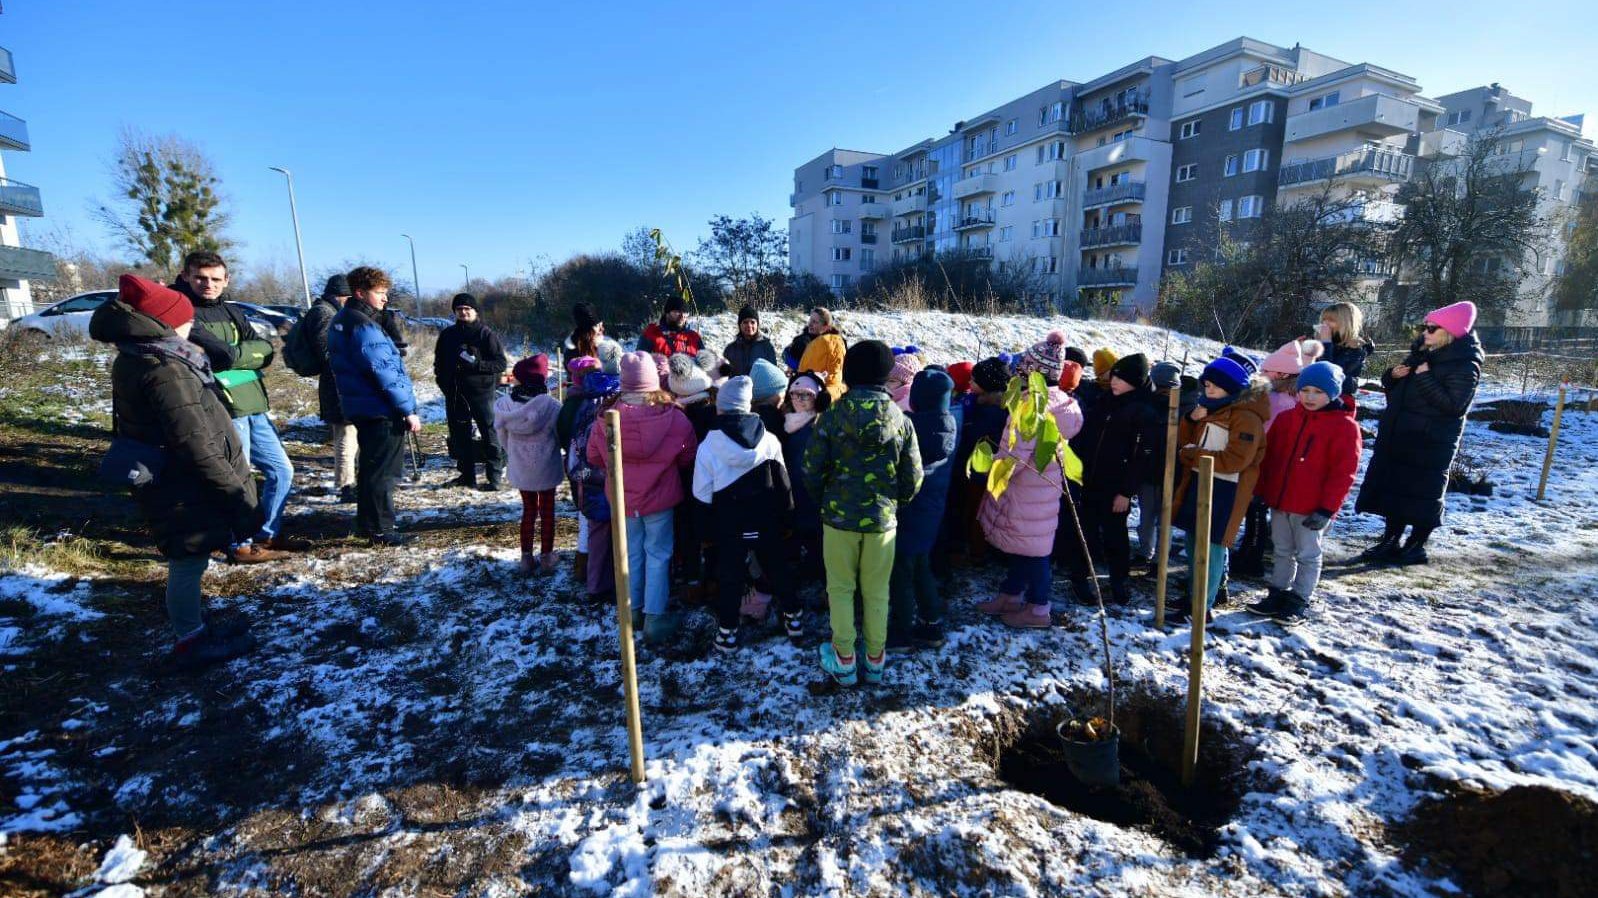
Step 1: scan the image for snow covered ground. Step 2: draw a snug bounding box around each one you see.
[1,313,1594,896]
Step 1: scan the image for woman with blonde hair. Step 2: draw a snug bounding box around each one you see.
[1311,302,1372,396]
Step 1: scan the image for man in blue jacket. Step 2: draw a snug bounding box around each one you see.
[328,267,421,546]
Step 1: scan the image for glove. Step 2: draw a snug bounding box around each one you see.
[459,350,478,366]
[1302,510,1332,531]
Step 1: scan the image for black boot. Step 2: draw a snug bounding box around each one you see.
[1108,578,1132,606]
[448,472,477,489]
[1069,577,1098,606]
[1245,587,1290,617]
[1355,530,1404,564]
[480,467,503,492]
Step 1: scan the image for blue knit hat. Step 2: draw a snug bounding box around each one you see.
[1201,356,1250,396]
[1221,345,1259,376]
[748,358,788,402]
[1296,361,1344,399]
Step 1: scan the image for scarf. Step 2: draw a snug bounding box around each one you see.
[784,410,816,434]
[1197,392,1238,413]
[119,336,216,385]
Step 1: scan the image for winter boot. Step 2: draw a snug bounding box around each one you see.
[1394,542,1429,566]
[448,472,477,489]
[911,621,947,649]
[1069,577,1099,606]
[861,651,886,685]
[519,552,537,576]
[977,592,1025,616]
[338,485,357,504]
[573,551,588,583]
[1274,591,1309,626]
[1213,572,1232,608]
[714,626,738,654]
[173,625,256,670]
[480,467,503,492]
[1355,532,1403,564]
[1001,602,1052,629]
[1108,578,1132,607]
[782,611,805,643]
[817,643,858,687]
[539,552,558,576]
[642,611,681,646]
[1164,602,1212,627]
[740,589,773,624]
[1245,587,1291,617]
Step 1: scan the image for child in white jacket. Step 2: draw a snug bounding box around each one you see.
[495,355,564,575]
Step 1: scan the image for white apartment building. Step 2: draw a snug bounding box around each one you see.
[0,31,53,325]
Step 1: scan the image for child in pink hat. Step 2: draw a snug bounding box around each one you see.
[1260,339,1325,430]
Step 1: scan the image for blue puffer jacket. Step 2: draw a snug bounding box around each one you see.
[329,299,417,420]
[898,369,959,555]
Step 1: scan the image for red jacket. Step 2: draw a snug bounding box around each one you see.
[641,322,702,357]
[1257,396,1363,517]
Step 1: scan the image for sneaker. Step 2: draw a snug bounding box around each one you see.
[783,611,805,642]
[861,651,886,685]
[1276,598,1309,627]
[714,627,738,654]
[228,543,287,564]
[338,485,357,504]
[817,643,858,687]
[911,621,946,649]
[263,534,313,552]
[1245,587,1290,617]
[367,532,412,548]
[976,592,1024,616]
[173,626,256,670]
[1000,603,1052,629]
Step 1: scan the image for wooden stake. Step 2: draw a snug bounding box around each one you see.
[604,410,647,784]
[1536,383,1567,502]
[1154,385,1180,629]
[1181,455,1214,789]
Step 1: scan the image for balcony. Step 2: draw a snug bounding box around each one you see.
[1078,266,1138,288]
[951,245,994,260]
[0,178,43,217]
[953,211,996,231]
[0,245,57,282]
[0,48,14,84]
[893,166,930,187]
[891,225,926,244]
[952,173,999,200]
[789,192,800,207]
[1239,63,1308,89]
[891,193,927,217]
[1079,223,1143,248]
[860,233,879,244]
[0,111,29,152]
[1069,96,1150,135]
[858,205,886,220]
[1278,146,1414,188]
[1323,200,1405,226]
[861,177,879,189]
[1284,93,1424,144]
[1082,180,1146,209]
[962,143,999,163]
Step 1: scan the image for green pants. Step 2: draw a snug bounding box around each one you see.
[823,525,896,659]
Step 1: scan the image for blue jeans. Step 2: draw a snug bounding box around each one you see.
[1002,553,1053,607]
[233,413,294,541]
[626,510,674,615]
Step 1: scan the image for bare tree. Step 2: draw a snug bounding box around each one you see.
[690,213,788,295]
[92,128,233,279]
[1553,184,1598,322]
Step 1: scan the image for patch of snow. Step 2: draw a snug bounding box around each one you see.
[94,834,147,884]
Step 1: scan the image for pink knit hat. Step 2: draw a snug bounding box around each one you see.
[1260,339,1324,376]
[619,351,660,393]
[888,351,923,385]
[1425,301,1477,338]
[1017,330,1068,382]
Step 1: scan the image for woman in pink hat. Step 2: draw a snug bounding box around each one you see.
[1353,301,1483,566]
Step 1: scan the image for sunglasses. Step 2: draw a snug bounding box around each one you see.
[1423,324,1443,334]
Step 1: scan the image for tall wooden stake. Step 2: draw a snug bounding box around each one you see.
[1181,455,1214,789]
[1154,385,1180,628]
[604,410,647,784]
[1536,383,1567,502]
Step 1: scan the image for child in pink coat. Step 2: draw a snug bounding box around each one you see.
[495,354,564,575]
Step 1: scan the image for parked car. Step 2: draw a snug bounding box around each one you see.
[263,304,307,324]
[232,302,296,338]
[5,290,116,338]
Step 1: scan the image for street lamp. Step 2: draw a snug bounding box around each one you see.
[401,234,422,318]
[267,166,313,308]
[460,263,470,292]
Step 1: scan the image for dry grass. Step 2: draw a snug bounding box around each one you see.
[0,525,109,578]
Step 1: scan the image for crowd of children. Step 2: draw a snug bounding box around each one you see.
[488,299,1478,686]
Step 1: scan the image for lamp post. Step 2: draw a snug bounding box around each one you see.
[267,166,313,308]
[460,263,470,292]
[401,234,422,318]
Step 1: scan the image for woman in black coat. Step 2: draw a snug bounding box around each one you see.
[91,276,263,668]
[1354,301,1484,566]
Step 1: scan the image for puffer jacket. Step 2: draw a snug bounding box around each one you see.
[978,386,1078,558]
[801,385,922,533]
[1171,386,1271,548]
[494,390,564,492]
[586,398,697,518]
[798,333,848,402]
[783,415,821,535]
[640,320,703,357]
[1322,337,1373,396]
[1258,395,1362,518]
[723,334,777,378]
[692,412,793,537]
[301,296,344,423]
[90,299,261,558]
[328,298,418,420]
[1072,386,1155,499]
[434,320,508,397]
[897,371,959,556]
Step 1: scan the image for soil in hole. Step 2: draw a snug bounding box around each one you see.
[1399,783,1598,898]
[995,690,1255,858]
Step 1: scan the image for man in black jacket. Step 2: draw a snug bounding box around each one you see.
[302,275,357,503]
[434,293,508,490]
[722,305,777,377]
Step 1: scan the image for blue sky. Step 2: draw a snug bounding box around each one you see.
[2,0,1590,293]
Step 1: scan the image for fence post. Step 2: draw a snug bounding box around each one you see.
[1536,383,1567,502]
[1154,385,1179,628]
[1181,455,1214,789]
[604,410,647,784]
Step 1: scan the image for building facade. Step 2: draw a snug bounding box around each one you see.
[0,22,53,325]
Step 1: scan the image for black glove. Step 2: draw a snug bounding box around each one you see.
[1302,510,1332,531]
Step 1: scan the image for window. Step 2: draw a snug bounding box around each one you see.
[1001,190,1016,206]
[1006,118,1018,135]
[861,222,876,236]
[999,226,1014,242]
[1229,107,1243,131]
[1180,75,1206,98]
[1171,206,1193,225]
[830,274,851,289]
[1179,120,1201,139]
[1218,199,1233,221]
[1308,91,1340,111]
[829,220,852,234]
[1033,256,1059,274]
[1111,128,1133,142]
[1238,195,1265,218]
[1168,248,1189,265]
[1176,164,1198,183]
[1038,101,1064,126]
[1448,109,1474,126]
[1004,154,1018,171]
[1036,141,1065,163]
[860,249,875,271]
[1224,155,1239,177]
[832,247,852,261]
[1247,99,1273,125]
[860,193,876,204]
[825,164,844,180]
[1243,148,1269,172]
[828,192,843,206]
[1031,218,1060,237]
[1033,180,1064,199]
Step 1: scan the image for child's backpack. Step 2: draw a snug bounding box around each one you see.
[281,314,323,377]
[566,395,611,521]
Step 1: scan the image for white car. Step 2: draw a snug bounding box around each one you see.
[5,290,116,338]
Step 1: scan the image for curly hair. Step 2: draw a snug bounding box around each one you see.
[347,266,393,293]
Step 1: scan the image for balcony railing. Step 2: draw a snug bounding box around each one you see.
[0,110,30,152]
[1082,181,1146,208]
[858,205,886,220]
[0,47,14,84]
[0,245,57,282]
[1069,96,1150,135]
[789,192,800,207]
[891,225,926,244]
[860,233,879,244]
[1079,223,1143,248]
[953,212,996,231]
[1239,63,1308,89]
[963,143,998,162]
[892,166,930,187]
[0,178,44,217]
[1078,266,1138,288]
[891,193,927,217]
[1278,146,1414,187]
[950,245,994,260]
[1284,92,1423,144]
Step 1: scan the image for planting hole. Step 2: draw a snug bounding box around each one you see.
[1399,783,1598,898]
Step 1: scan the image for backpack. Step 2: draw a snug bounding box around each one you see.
[566,395,612,522]
[281,312,323,377]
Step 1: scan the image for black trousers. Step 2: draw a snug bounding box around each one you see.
[1062,489,1132,582]
[354,416,406,537]
[714,527,796,629]
[444,384,501,474]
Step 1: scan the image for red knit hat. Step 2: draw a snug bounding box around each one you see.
[512,353,549,385]
[119,274,192,329]
[1058,360,1083,392]
[945,361,974,393]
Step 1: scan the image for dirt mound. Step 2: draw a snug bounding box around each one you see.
[1401,784,1598,898]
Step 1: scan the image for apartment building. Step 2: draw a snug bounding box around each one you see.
[0,22,53,326]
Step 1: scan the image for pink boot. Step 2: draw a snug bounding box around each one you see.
[740,589,773,623]
[976,593,1024,616]
[539,552,558,576]
[1001,602,1053,628]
